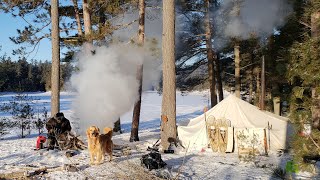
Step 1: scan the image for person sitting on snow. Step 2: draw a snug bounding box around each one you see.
[46,112,72,150]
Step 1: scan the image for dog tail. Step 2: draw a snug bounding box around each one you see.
[104,127,113,137]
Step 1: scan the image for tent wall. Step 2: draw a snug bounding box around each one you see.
[177,94,292,152]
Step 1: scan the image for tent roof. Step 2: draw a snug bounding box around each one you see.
[196,94,289,128]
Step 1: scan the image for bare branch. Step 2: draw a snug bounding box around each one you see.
[299,21,311,28]
[25,34,50,58]
[114,19,138,30]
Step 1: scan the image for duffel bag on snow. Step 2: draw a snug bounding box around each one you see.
[140,151,166,170]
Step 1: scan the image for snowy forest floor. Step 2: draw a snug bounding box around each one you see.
[0,91,319,180]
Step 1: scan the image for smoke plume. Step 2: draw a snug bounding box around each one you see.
[112,1,162,43]
[70,44,161,133]
[213,0,292,49]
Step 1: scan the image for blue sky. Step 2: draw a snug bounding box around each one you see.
[0,13,52,62]
[0,0,76,62]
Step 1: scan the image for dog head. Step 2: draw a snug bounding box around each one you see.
[86,126,100,139]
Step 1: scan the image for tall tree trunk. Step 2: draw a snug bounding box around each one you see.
[161,0,177,150]
[98,7,106,42]
[215,53,223,102]
[234,45,241,98]
[256,69,261,107]
[130,0,145,142]
[212,0,222,102]
[205,0,217,107]
[311,11,320,38]
[137,0,145,45]
[71,0,83,37]
[113,118,121,133]
[21,120,24,138]
[311,8,320,128]
[82,0,92,49]
[260,55,265,110]
[51,0,60,116]
[248,53,254,104]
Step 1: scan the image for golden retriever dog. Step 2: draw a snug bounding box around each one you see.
[86,126,113,165]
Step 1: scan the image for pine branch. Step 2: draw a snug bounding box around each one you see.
[309,135,320,152]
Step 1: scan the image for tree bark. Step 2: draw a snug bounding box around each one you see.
[311,11,320,38]
[21,119,24,138]
[137,0,145,45]
[130,0,145,142]
[311,8,320,128]
[212,1,222,102]
[113,118,121,133]
[256,69,261,107]
[82,0,92,48]
[205,0,217,107]
[234,45,241,98]
[161,0,177,150]
[215,53,223,102]
[130,66,142,141]
[51,0,60,116]
[71,0,83,37]
[260,55,265,110]
[248,53,254,104]
[98,6,106,42]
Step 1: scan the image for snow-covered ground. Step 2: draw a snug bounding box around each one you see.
[0,91,318,179]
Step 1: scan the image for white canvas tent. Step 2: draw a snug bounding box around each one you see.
[177,94,292,151]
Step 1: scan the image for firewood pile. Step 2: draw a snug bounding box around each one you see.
[56,132,87,151]
[113,144,132,157]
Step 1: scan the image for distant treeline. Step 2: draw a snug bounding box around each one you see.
[0,55,73,92]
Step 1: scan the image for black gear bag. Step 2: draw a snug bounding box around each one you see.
[140,151,167,170]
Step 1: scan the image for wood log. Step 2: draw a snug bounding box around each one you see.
[264,128,268,156]
[0,166,63,179]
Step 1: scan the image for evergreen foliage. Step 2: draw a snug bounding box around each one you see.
[34,107,48,135]
[285,0,320,171]
[0,54,72,92]
[1,93,35,138]
[0,117,10,137]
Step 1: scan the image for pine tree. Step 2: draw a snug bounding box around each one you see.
[50,0,60,115]
[234,44,241,98]
[205,0,217,107]
[286,0,320,170]
[161,0,177,150]
[82,0,92,48]
[130,0,145,142]
[71,0,83,37]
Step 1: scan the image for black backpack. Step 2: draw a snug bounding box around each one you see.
[141,151,167,170]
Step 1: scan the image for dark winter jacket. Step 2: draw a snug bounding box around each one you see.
[46,112,71,135]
